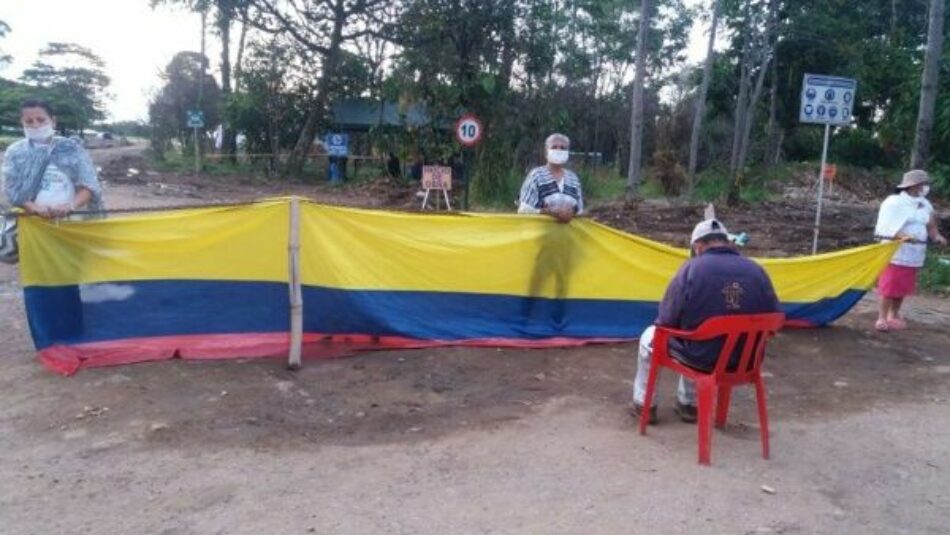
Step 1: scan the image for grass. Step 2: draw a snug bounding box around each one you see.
[919,251,950,294]
[690,163,810,204]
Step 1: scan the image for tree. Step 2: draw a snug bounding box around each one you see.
[687,0,721,194]
[149,52,222,158]
[248,0,397,176]
[152,1,251,162]
[910,0,945,168]
[0,20,12,69]
[227,37,309,174]
[626,0,653,200]
[20,43,111,133]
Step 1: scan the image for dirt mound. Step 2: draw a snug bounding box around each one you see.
[97,153,150,183]
[588,199,878,257]
[350,176,417,209]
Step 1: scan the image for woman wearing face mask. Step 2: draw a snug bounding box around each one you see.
[2,99,104,219]
[873,169,946,331]
[517,133,584,223]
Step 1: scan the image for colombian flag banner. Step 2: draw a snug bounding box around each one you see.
[18,199,897,375]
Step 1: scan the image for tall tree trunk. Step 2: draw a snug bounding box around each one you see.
[735,51,772,179]
[687,0,721,196]
[728,0,777,205]
[729,46,751,176]
[285,1,346,176]
[891,0,899,43]
[910,0,945,169]
[233,10,249,89]
[767,53,781,165]
[626,0,653,200]
[218,8,237,163]
[736,0,778,176]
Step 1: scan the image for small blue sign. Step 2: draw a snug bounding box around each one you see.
[186,110,204,128]
[800,73,857,125]
[325,133,349,157]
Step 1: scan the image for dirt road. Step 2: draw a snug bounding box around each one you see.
[1,147,948,534]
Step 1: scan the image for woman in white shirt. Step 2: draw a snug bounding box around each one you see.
[873,170,946,331]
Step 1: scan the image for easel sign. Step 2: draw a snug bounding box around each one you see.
[421,165,452,210]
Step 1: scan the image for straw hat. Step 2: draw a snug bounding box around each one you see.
[896,169,930,190]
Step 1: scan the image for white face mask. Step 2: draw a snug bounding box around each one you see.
[24,124,55,142]
[920,185,930,198]
[547,148,569,165]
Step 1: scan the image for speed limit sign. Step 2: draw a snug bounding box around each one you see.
[455,114,483,147]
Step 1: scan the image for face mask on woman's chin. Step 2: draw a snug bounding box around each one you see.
[24,124,54,142]
[547,149,569,165]
[920,185,930,198]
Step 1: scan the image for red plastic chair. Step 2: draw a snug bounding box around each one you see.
[638,313,785,465]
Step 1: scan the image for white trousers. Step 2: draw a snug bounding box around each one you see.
[632,326,696,406]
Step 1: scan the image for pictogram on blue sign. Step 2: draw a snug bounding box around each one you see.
[800,74,856,125]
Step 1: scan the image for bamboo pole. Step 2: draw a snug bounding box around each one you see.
[287,197,304,370]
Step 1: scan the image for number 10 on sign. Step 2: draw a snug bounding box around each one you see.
[455,114,483,147]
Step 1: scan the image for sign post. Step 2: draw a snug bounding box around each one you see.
[325,133,349,184]
[421,165,453,210]
[186,110,205,175]
[799,74,856,254]
[455,114,483,210]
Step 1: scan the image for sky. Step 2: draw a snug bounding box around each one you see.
[1,0,711,122]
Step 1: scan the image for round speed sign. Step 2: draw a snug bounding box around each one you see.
[455,114,483,147]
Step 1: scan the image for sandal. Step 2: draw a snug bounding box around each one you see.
[874,320,889,332]
[887,318,907,330]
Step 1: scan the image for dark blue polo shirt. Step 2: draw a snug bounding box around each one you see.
[656,246,780,370]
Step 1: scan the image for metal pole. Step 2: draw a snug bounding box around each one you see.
[287,197,303,370]
[193,127,200,175]
[812,123,831,255]
[462,150,470,211]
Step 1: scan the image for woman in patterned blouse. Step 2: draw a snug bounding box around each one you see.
[517,133,584,223]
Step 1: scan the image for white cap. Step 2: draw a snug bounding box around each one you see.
[691,218,729,244]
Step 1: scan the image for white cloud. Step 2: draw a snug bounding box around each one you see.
[1,0,218,121]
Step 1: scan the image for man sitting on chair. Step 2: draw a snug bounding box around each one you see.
[632,219,780,424]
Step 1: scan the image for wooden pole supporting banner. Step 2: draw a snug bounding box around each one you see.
[287,197,303,370]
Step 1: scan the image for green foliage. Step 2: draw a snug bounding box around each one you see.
[929,163,950,198]
[830,128,901,169]
[583,167,628,202]
[919,251,950,294]
[224,39,307,159]
[19,42,111,132]
[0,19,11,68]
[389,0,692,202]
[148,52,221,159]
[691,163,790,203]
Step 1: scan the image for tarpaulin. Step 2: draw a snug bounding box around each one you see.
[18,199,898,375]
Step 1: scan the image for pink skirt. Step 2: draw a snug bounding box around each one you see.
[877,264,919,298]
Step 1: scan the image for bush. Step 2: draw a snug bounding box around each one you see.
[652,149,686,196]
[582,166,626,202]
[919,251,950,294]
[829,128,899,168]
[929,163,950,199]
